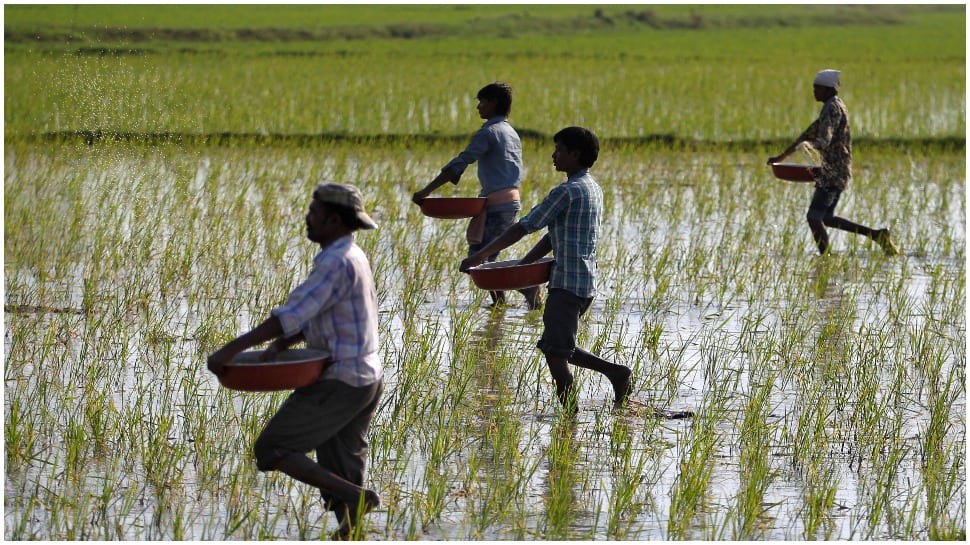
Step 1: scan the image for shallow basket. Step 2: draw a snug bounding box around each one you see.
[419,197,487,219]
[770,162,819,182]
[468,257,554,291]
[219,349,328,392]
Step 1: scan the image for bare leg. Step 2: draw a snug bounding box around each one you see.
[806,186,898,256]
[518,286,543,310]
[569,348,632,404]
[825,217,899,255]
[808,216,829,255]
[273,453,379,534]
[824,215,876,237]
[545,356,577,414]
[489,290,507,307]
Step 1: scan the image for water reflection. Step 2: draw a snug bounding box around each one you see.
[463,310,532,539]
[541,417,583,539]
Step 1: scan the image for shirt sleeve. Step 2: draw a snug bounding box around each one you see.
[794,118,820,147]
[519,184,568,233]
[443,125,491,177]
[271,260,344,338]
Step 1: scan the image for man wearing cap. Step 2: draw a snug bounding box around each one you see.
[207,183,382,539]
[768,69,899,256]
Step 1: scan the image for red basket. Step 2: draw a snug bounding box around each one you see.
[468,258,554,290]
[419,197,487,219]
[219,349,328,392]
[770,162,819,182]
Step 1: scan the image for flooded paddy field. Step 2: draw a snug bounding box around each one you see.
[4,4,965,540]
[4,141,964,540]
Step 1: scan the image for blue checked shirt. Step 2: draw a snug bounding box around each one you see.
[519,169,602,298]
[442,116,523,197]
[271,235,382,387]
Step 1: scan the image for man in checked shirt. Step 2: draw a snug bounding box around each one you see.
[460,127,632,413]
[768,69,900,256]
[208,183,382,539]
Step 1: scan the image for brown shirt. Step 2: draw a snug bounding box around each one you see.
[795,96,852,190]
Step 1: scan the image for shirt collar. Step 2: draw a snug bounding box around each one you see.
[482,116,508,127]
[567,168,590,180]
[314,234,353,261]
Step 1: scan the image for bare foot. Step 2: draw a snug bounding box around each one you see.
[611,366,632,405]
[332,489,380,540]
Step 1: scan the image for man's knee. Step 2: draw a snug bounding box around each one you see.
[806,209,827,226]
[542,352,572,382]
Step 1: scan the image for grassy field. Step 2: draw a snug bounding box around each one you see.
[4,3,966,541]
[4,4,965,140]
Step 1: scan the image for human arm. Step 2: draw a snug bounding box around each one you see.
[414,126,493,204]
[412,168,460,204]
[207,315,287,376]
[518,233,552,264]
[258,331,305,362]
[767,119,819,165]
[459,222,529,272]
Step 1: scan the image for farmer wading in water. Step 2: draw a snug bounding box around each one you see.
[207,183,382,539]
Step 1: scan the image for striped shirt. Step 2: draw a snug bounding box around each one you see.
[271,235,382,387]
[519,168,602,298]
[794,95,852,190]
[443,116,523,201]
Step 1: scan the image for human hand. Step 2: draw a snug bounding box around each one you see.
[207,348,233,376]
[259,344,281,362]
[412,190,430,205]
[459,255,482,273]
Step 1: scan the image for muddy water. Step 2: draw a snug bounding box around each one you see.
[370,254,965,540]
[4,146,964,540]
[5,234,964,539]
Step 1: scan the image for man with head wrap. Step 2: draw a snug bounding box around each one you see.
[768,69,900,256]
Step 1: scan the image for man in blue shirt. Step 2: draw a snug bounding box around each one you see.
[460,127,632,413]
[413,82,540,309]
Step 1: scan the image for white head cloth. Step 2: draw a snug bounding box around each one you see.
[813,69,841,89]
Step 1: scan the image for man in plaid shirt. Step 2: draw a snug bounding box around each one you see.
[461,126,632,413]
[208,183,382,538]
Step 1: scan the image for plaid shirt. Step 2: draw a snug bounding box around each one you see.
[272,235,382,387]
[519,168,602,298]
[443,116,523,196]
[795,95,852,190]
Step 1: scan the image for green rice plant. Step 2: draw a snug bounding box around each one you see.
[2,19,965,535]
[604,416,659,539]
[731,361,779,539]
[667,337,738,539]
[541,420,582,539]
[782,377,841,539]
[919,365,966,540]
[667,412,720,539]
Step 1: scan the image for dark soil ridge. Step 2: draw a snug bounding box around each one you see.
[8,130,964,152]
[4,6,920,47]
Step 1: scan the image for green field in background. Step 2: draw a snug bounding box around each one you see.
[4,4,965,142]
